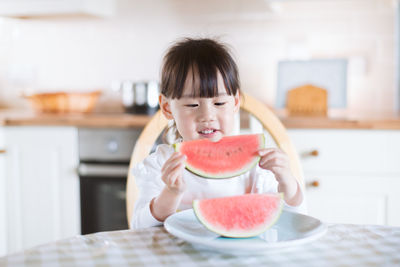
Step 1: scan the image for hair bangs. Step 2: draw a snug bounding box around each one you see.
[161,38,240,100]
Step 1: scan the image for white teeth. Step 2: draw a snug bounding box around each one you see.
[201,129,214,134]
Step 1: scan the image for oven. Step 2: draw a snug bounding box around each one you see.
[77,128,141,235]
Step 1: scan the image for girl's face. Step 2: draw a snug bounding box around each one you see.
[159,71,240,142]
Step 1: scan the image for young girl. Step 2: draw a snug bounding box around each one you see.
[131,38,305,229]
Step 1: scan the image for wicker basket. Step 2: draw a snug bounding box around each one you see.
[24,91,101,113]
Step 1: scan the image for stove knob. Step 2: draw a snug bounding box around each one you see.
[107,140,118,153]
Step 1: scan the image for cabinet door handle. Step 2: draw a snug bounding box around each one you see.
[301,149,319,158]
[306,180,320,188]
[0,149,6,154]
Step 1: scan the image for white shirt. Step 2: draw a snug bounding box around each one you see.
[130,144,307,229]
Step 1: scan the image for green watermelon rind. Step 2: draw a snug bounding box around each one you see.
[173,134,265,179]
[192,193,284,238]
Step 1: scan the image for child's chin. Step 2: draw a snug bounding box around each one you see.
[203,134,223,142]
[211,136,223,142]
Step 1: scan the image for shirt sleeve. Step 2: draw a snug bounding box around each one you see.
[251,166,308,215]
[129,144,173,229]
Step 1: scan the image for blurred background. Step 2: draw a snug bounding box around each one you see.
[1,0,400,257]
[0,0,397,113]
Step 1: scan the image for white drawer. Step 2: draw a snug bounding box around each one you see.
[304,174,400,226]
[288,129,400,174]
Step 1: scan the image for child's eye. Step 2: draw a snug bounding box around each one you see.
[215,102,226,106]
[185,104,198,107]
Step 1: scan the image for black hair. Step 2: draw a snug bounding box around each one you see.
[161,38,240,99]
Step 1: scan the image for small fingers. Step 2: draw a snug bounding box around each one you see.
[259,160,288,172]
[259,157,279,167]
[165,161,184,178]
[167,152,186,163]
[259,161,286,172]
[259,152,287,166]
[168,172,179,186]
[162,153,186,174]
[166,165,186,192]
[174,173,185,188]
[162,154,186,186]
[163,160,183,177]
[166,167,181,186]
[258,147,286,156]
[257,148,275,157]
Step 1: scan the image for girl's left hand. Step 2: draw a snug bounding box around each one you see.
[258,148,302,206]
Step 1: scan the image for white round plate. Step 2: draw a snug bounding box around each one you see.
[164,209,327,254]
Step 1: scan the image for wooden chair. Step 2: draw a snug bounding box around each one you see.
[126,92,304,226]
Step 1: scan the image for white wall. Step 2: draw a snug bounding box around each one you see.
[0,0,396,112]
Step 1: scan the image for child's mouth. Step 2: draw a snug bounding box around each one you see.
[198,128,218,137]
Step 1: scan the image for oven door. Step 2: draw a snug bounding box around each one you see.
[78,163,129,235]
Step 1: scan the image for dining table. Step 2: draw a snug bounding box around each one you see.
[1,221,399,267]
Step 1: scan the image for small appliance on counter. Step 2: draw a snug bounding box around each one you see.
[114,80,159,115]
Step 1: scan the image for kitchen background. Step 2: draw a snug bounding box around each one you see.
[2,0,400,258]
[0,0,397,113]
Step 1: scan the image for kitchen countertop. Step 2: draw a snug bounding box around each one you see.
[275,109,400,129]
[0,109,152,128]
[1,109,400,129]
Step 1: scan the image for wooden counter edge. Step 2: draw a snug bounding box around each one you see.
[279,117,400,129]
[0,113,153,128]
[2,111,400,129]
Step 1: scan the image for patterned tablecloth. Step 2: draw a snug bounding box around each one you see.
[1,224,399,266]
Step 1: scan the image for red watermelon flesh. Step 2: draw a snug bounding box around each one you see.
[193,193,283,238]
[174,134,264,178]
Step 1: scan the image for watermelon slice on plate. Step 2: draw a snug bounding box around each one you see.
[173,134,265,179]
[193,193,283,238]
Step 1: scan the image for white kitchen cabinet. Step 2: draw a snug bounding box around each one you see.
[3,126,80,254]
[0,128,7,257]
[0,0,116,18]
[288,129,400,226]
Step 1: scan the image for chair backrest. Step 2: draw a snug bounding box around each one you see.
[126,92,304,226]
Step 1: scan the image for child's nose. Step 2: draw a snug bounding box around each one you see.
[198,105,215,122]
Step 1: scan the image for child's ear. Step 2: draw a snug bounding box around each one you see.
[233,90,241,113]
[159,94,174,120]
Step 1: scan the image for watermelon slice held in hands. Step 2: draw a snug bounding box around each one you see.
[193,193,283,238]
[173,134,265,179]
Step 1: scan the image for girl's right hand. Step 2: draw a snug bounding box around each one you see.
[161,152,186,194]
